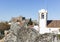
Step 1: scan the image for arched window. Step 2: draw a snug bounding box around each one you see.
[41,13,44,19]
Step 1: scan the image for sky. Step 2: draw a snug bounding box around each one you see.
[0,0,60,21]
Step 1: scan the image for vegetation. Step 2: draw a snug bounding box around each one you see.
[27,18,33,26]
[57,34,60,39]
[0,22,10,31]
[0,22,10,39]
[22,17,25,20]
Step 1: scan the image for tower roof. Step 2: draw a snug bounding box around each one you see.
[39,9,48,14]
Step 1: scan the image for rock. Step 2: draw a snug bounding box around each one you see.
[10,22,21,36]
[4,33,17,42]
[34,33,53,42]
[4,22,21,42]
[4,22,40,42]
[18,27,39,42]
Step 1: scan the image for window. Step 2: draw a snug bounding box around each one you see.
[41,13,44,19]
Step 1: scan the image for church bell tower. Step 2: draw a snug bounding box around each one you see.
[38,9,48,33]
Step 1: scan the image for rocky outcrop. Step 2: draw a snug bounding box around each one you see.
[17,27,39,42]
[35,34,52,42]
[4,22,40,42]
[4,22,21,42]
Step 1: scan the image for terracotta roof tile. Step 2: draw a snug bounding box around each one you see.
[47,20,60,28]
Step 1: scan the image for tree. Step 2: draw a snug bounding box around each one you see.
[27,18,33,26]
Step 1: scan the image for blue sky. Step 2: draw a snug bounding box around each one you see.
[0,0,60,21]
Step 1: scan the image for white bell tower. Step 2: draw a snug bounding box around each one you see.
[38,9,48,34]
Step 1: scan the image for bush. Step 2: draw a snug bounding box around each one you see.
[57,34,60,39]
[0,22,10,31]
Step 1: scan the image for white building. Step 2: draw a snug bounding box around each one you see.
[34,9,60,34]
